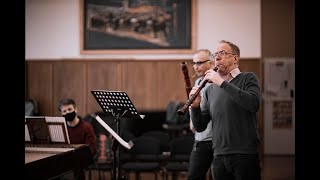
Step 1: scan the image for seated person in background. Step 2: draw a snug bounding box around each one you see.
[58,98,97,180]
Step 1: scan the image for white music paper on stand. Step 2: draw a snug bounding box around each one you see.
[45,117,70,144]
[95,115,134,150]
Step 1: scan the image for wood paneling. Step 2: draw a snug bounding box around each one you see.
[52,62,86,116]
[121,61,157,111]
[239,59,262,80]
[86,61,122,114]
[26,62,53,116]
[157,60,197,110]
[26,58,262,116]
[261,0,295,57]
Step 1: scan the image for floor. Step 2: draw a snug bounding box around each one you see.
[261,155,295,180]
[86,155,295,180]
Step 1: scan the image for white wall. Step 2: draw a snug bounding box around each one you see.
[25,0,261,60]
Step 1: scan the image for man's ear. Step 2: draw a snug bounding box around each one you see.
[234,56,239,64]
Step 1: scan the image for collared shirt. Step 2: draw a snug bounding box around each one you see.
[227,68,241,82]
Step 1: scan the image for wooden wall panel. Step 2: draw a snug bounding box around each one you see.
[121,61,157,111]
[261,0,295,57]
[86,61,122,114]
[26,62,53,116]
[239,59,262,80]
[26,58,262,115]
[52,62,86,117]
[156,60,197,110]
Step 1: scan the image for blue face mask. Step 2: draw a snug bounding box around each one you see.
[63,111,76,122]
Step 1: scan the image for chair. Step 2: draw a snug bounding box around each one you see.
[141,130,171,153]
[86,162,113,180]
[163,134,194,180]
[141,130,171,173]
[162,101,190,139]
[25,99,39,116]
[121,136,163,180]
[119,130,136,164]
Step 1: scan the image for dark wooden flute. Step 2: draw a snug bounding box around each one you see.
[180,62,192,99]
[177,67,218,115]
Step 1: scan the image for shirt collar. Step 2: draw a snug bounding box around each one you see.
[230,68,241,79]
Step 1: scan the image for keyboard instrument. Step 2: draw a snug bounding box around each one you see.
[25,144,93,180]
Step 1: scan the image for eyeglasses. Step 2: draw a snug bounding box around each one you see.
[212,50,235,59]
[191,59,210,66]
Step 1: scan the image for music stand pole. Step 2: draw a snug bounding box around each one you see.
[91,90,143,180]
[111,110,126,180]
[111,121,118,180]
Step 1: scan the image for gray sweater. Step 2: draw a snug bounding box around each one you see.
[191,72,261,156]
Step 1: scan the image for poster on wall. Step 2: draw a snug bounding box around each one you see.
[272,100,292,129]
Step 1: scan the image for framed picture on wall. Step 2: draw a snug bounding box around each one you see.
[80,0,197,54]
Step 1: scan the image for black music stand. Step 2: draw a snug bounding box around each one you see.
[25,116,51,144]
[91,90,142,180]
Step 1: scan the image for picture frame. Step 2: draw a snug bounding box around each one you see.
[80,0,197,54]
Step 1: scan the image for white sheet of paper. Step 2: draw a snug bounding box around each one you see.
[45,116,70,144]
[25,124,31,141]
[95,115,134,150]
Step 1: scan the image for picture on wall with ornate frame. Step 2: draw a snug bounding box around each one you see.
[80,0,197,54]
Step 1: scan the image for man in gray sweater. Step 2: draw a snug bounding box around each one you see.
[190,40,261,180]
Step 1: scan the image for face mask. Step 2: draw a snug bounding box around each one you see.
[63,111,76,122]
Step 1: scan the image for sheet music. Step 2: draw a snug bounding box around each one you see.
[25,121,31,142]
[25,116,71,144]
[45,117,70,144]
[95,115,134,150]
